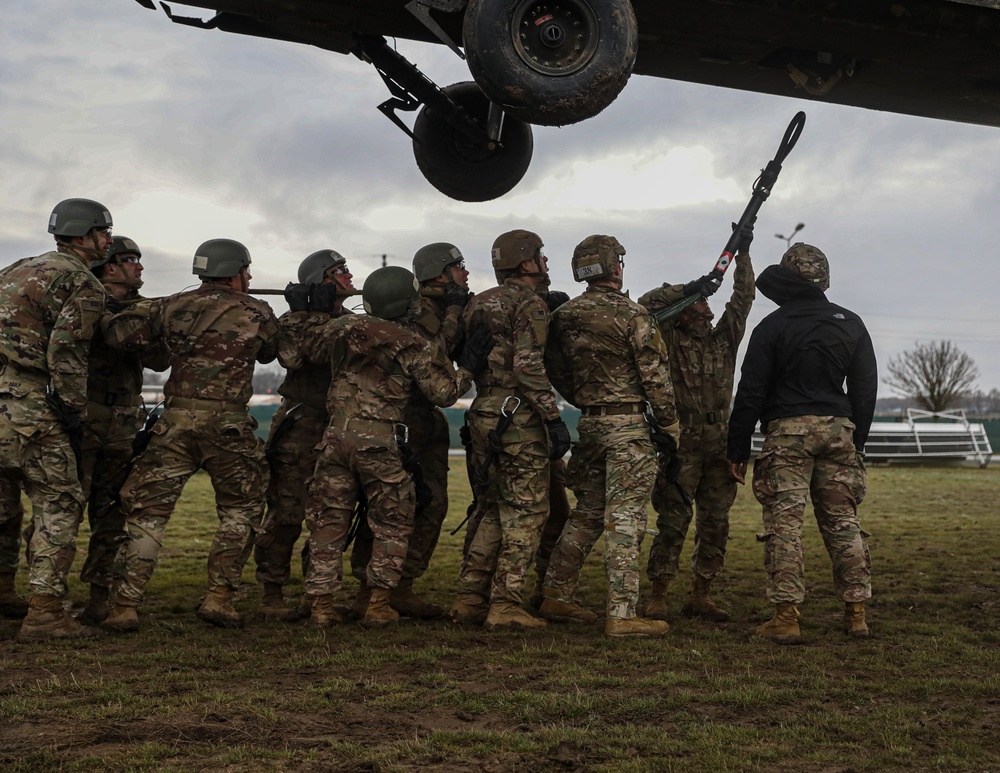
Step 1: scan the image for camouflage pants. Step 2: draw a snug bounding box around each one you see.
[351,406,449,582]
[113,408,268,605]
[0,399,85,598]
[544,415,657,619]
[457,400,549,605]
[0,476,24,575]
[647,422,735,583]
[254,401,327,586]
[304,426,415,596]
[79,401,144,589]
[533,458,571,584]
[752,415,871,605]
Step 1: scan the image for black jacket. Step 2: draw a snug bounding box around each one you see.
[727,265,878,461]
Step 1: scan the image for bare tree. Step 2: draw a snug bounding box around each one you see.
[884,340,979,413]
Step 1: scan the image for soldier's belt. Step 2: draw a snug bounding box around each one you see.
[88,392,142,408]
[339,417,407,440]
[166,396,247,413]
[679,409,730,425]
[580,403,645,417]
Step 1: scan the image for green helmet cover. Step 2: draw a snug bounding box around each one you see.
[48,198,113,238]
[298,249,347,284]
[363,265,419,320]
[412,242,463,283]
[780,242,830,291]
[192,238,251,278]
[572,234,625,282]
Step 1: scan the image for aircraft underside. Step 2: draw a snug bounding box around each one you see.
[134,0,1000,200]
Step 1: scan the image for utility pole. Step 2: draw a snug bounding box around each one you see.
[775,222,805,248]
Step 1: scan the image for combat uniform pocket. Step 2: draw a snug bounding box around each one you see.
[752,450,777,507]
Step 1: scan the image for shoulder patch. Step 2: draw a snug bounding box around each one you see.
[532,309,546,320]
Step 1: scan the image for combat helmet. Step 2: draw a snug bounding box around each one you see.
[572,235,625,282]
[491,229,543,274]
[413,242,463,283]
[780,242,829,291]
[299,249,347,284]
[192,239,251,279]
[363,265,419,320]
[91,235,141,273]
[48,198,113,238]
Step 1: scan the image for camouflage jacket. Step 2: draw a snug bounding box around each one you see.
[0,248,106,411]
[546,284,678,429]
[462,277,560,422]
[275,308,352,412]
[302,314,471,425]
[403,294,466,412]
[104,283,279,406]
[89,292,169,407]
[638,251,755,419]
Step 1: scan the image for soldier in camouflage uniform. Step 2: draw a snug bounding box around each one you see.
[541,235,680,638]
[0,479,25,618]
[0,198,111,641]
[728,243,877,643]
[637,229,755,623]
[449,229,572,631]
[253,249,356,621]
[299,266,490,628]
[348,243,471,620]
[102,239,279,632]
[76,236,169,624]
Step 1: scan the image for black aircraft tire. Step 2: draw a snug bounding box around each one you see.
[463,0,638,127]
[413,81,533,202]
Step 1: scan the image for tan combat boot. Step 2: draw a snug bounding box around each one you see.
[307,595,344,627]
[484,600,547,631]
[0,572,28,618]
[644,579,670,621]
[389,578,444,620]
[448,593,489,625]
[102,601,141,633]
[681,575,730,622]
[844,602,870,639]
[78,584,111,625]
[539,595,599,624]
[361,587,400,627]
[196,586,244,629]
[605,616,670,638]
[259,583,299,622]
[17,595,103,641]
[348,582,372,620]
[527,576,545,611]
[754,602,804,644]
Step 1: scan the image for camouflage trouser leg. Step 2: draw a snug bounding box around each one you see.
[400,408,450,580]
[533,458,571,585]
[647,447,735,583]
[254,407,326,586]
[753,416,871,605]
[546,416,656,619]
[457,406,549,605]
[0,411,85,599]
[0,476,24,575]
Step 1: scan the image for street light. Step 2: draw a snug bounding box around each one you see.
[775,222,805,248]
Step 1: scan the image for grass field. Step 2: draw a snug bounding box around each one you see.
[2,465,999,772]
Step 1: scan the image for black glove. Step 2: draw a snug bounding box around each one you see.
[457,325,495,374]
[443,285,472,309]
[545,290,570,312]
[732,217,755,252]
[682,274,720,299]
[105,297,128,314]
[283,282,310,311]
[310,283,340,313]
[546,418,572,460]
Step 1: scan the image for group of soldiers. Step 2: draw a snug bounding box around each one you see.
[0,197,876,645]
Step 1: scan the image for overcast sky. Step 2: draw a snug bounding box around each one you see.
[4,2,1000,397]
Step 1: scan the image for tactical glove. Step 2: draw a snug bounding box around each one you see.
[283,282,311,311]
[457,325,495,375]
[546,418,572,460]
[732,217,755,252]
[682,274,720,299]
[443,285,472,309]
[310,283,340,312]
[545,290,570,312]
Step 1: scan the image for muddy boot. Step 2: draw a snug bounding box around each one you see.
[196,586,244,629]
[605,616,669,638]
[17,595,104,641]
[348,583,373,621]
[389,579,444,620]
[361,588,400,628]
[644,579,670,621]
[755,602,804,644]
[78,584,111,625]
[307,595,343,627]
[539,596,599,624]
[484,600,547,631]
[102,601,141,633]
[259,583,299,622]
[844,602,870,639]
[528,577,545,611]
[681,575,729,622]
[0,572,28,618]
[448,593,489,625]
